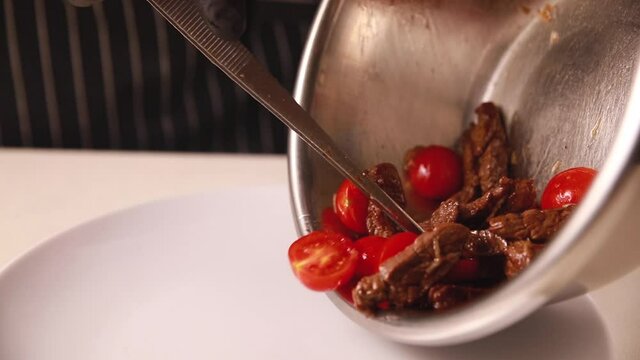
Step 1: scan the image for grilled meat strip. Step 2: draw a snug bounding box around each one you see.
[365,163,407,237]
[504,240,545,278]
[353,223,470,314]
[488,205,575,242]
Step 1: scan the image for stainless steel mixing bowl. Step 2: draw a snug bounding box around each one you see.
[288,0,640,345]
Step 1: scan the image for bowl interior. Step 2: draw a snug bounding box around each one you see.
[289,0,640,343]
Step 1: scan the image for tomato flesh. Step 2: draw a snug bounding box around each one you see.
[289,231,358,291]
[405,145,463,200]
[334,179,369,234]
[354,235,386,277]
[541,167,597,209]
[379,232,419,266]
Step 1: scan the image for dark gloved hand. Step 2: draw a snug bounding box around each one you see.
[199,0,247,41]
[67,0,247,41]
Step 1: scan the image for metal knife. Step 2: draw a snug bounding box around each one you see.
[146,0,423,234]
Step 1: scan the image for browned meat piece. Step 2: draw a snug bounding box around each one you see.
[503,179,537,213]
[365,163,407,237]
[451,102,509,201]
[350,275,389,315]
[451,131,479,203]
[470,102,508,156]
[504,240,545,278]
[463,230,508,258]
[353,224,470,314]
[478,137,509,192]
[488,205,575,242]
[420,198,460,231]
[428,284,490,311]
[459,177,513,223]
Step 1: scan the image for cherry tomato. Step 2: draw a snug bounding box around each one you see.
[288,231,358,291]
[405,145,463,200]
[336,280,356,304]
[320,207,356,238]
[354,236,386,277]
[334,179,369,234]
[443,258,481,283]
[541,167,597,209]
[379,232,419,265]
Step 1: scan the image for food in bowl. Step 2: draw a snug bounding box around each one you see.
[288,102,596,315]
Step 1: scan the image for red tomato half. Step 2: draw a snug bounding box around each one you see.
[334,179,369,234]
[405,145,463,200]
[320,207,356,238]
[288,231,358,291]
[379,232,419,265]
[354,236,386,277]
[541,167,597,209]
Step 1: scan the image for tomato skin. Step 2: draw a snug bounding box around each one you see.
[288,231,358,291]
[443,258,481,283]
[379,232,419,265]
[354,236,386,277]
[320,207,356,238]
[405,145,463,200]
[334,179,369,234]
[336,280,357,304]
[541,167,597,209]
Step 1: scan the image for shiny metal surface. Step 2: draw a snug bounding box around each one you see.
[289,0,640,345]
[148,0,422,233]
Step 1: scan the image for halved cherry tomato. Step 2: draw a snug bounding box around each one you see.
[443,258,481,283]
[541,167,597,209]
[379,232,419,265]
[288,231,358,291]
[405,145,463,200]
[354,235,386,277]
[334,179,369,234]
[320,207,356,238]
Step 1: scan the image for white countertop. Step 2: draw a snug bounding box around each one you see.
[1,149,638,358]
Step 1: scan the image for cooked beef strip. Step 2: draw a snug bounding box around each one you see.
[365,163,407,237]
[478,137,510,192]
[419,198,460,231]
[504,240,545,278]
[463,230,508,258]
[423,177,519,231]
[503,179,537,213]
[488,205,575,242]
[451,131,480,203]
[428,284,490,311]
[451,102,509,201]
[459,177,513,223]
[353,223,470,314]
[470,102,508,157]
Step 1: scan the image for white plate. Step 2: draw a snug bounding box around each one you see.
[0,185,613,359]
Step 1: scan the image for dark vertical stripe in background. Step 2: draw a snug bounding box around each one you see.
[76,6,109,149]
[104,0,136,150]
[192,57,214,152]
[45,0,81,148]
[167,24,188,151]
[14,0,51,147]
[132,0,163,150]
[0,1,20,146]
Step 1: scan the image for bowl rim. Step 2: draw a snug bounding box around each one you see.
[287,0,640,345]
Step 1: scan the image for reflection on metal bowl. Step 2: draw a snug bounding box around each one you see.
[288,0,640,346]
